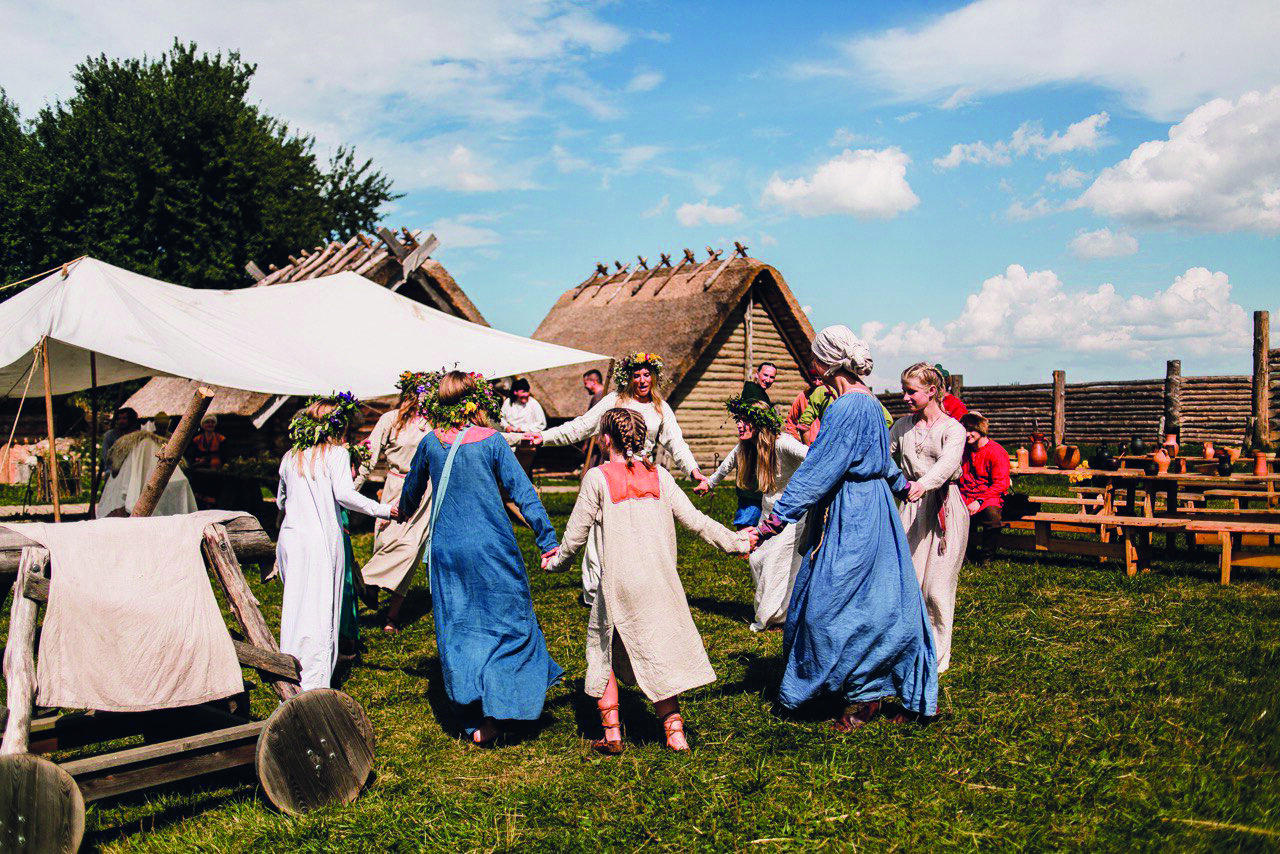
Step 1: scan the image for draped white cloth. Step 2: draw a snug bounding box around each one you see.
[95,431,197,518]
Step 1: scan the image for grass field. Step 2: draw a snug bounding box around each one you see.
[22,480,1280,851]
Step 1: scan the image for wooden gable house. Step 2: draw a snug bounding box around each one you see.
[528,245,815,468]
[126,228,483,455]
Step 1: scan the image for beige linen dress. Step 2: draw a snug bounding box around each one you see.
[356,409,432,595]
[889,414,968,673]
[549,463,750,701]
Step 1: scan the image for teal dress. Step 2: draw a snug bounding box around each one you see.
[339,509,359,643]
[399,429,561,729]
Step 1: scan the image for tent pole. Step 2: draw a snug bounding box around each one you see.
[40,337,61,521]
[88,352,99,516]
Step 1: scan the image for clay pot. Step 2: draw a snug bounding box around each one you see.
[1216,454,1233,477]
[1015,447,1030,469]
[1029,433,1048,467]
[1170,457,1186,474]
[1053,444,1082,470]
[1128,435,1146,455]
[1202,441,1216,460]
[1090,444,1117,471]
[1153,447,1171,474]
[1255,452,1271,477]
[1225,446,1241,463]
[1162,438,1179,459]
[1143,459,1159,476]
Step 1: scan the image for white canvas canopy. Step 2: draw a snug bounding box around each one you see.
[0,257,604,397]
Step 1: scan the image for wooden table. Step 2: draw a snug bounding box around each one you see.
[1011,467,1280,517]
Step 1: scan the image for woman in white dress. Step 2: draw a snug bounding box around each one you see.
[695,397,807,631]
[889,362,968,674]
[544,408,752,753]
[95,429,198,517]
[525,353,709,606]
[355,374,434,634]
[277,393,398,691]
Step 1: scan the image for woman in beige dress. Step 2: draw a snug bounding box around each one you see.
[356,374,433,634]
[889,362,968,674]
[545,409,752,753]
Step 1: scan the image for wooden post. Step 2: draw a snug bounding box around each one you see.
[39,338,61,521]
[1163,359,1182,439]
[744,291,755,382]
[1051,370,1066,447]
[948,373,964,399]
[131,387,213,517]
[201,524,301,702]
[2,548,49,754]
[1253,311,1271,449]
[88,352,99,517]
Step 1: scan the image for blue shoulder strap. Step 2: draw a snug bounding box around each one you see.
[424,426,471,576]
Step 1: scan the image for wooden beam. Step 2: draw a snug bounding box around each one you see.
[39,338,60,521]
[132,387,214,517]
[230,640,300,684]
[1052,370,1066,448]
[245,260,266,281]
[2,548,48,755]
[1163,359,1183,439]
[202,524,300,702]
[1253,310,1271,449]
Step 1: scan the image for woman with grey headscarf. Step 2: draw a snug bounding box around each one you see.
[755,325,938,729]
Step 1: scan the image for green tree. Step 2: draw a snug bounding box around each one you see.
[6,41,397,289]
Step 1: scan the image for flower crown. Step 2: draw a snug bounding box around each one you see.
[397,370,435,396]
[422,371,502,426]
[288,391,362,452]
[613,352,663,389]
[725,394,783,432]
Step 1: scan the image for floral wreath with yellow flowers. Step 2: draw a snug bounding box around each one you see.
[422,371,502,426]
[397,370,436,397]
[725,394,783,432]
[348,438,372,472]
[288,391,362,452]
[613,351,664,389]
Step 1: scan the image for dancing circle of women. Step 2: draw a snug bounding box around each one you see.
[273,333,969,750]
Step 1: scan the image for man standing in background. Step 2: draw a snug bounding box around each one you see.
[740,362,777,406]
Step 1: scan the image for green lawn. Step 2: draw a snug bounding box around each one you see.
[23,482,1280,851]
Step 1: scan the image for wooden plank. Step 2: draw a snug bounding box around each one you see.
[59,721,264,777]
[1052,370,1066,448]
[1219,531,1232,585]
[231,640,300,684]
[1,549,46,755]
[1253,310,1271,448]
[202,524,300,702]
[77,741,257,803]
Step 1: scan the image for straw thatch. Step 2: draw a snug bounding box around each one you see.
[527,247,814,466]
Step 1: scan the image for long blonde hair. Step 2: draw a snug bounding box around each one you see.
[290,399,353,477]
[600,408,654,471]
[735,405,779,494]
[392,388,419,435]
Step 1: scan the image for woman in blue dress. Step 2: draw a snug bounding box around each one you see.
[399,371,562,745]
[756,326,938,730]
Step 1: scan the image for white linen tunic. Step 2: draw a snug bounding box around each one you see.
[889,414,968,673]
[355,410,432,595]
[500,398,548,433]
[277,445,392,691]
[707,434,809,630]
[549,465,750,700]
[540,392,702,605]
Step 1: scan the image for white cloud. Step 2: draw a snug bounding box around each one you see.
[555,80,622,119]
[757,232,779,247]
[829,127,868,146]
[858,264,1251,386]
[641,195,670,218]
[761,148,919,218]
[1074,87,1280,233]
[1046,165,1089,188]
[1069,228,1139,259]
[429,214,502,248]
[934,113,1108,169]
[439,145,502,192]
[550,143,591,173]
[625,70,663,92]
[0,0,628,190]
[1006,198,1053,220]
[895,111,920,123]
[617,144,664,171]
[826,0,1280,120]
[676,200,743,227]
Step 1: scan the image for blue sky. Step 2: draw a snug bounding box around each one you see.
[3,0,1278,388]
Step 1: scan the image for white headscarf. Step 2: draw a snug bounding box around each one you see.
[811,325,874,377]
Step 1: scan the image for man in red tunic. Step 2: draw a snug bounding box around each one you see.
[958,411,1010,564]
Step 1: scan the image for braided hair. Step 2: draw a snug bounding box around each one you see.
[599,408,654,471]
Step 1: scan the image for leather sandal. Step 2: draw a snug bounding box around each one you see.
[832,700,880,733]
[661,711,690,752]
[592,703,624,755]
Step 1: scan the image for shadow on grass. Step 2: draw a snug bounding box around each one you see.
[84,768,260,849]
[687,595,755,625]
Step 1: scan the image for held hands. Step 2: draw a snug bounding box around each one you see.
[967,499,981,515]
[387,505,402,522]
[743,526,760,552]
[693,479,713,496]
[540,547,560,570]
[524,432,545,446]
[691,471,710,490]
[906,481,926,502]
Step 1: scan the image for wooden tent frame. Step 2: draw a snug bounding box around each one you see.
[0,516,374,848]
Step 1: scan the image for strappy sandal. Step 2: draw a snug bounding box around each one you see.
[661,711,690,752]
[592,703,624,755]
[832,700,880,733]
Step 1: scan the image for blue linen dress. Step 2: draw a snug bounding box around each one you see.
[769,391,938,717]
[399,429,562,726]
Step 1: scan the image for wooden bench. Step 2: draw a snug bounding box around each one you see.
[998,512,1187,576]
[1201,488,1278,509]
[1184,520,1280,584]
[1028,495,1103,514]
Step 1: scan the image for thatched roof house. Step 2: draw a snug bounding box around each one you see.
[127,228,481,454]
[528,245,815,467]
